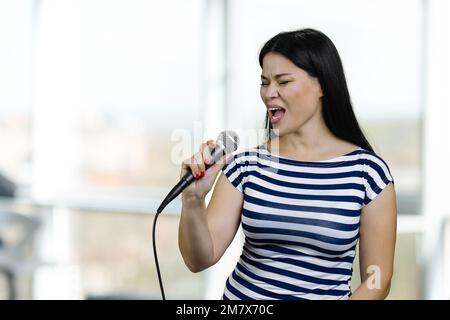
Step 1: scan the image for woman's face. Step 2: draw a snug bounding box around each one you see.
[260,52,323,136]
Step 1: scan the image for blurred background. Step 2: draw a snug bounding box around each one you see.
[0,0,448,300]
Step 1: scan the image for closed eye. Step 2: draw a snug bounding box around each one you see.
[260,81,290,86]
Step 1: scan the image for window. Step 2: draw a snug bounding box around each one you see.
[28,0,207,299]
[77,0,204,190]
[33,0,204,204]
[0,1,33,188]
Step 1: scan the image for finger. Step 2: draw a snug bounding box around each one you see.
[181,157,193,172]
[193,151,204,177]
[182,156,199,178]
[202,142,213,165]
[180,157,191,178]
[206,139,215,147]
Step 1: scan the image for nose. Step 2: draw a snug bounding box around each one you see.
[262,83,279,100]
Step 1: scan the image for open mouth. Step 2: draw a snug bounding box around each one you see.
[268,107,286,124]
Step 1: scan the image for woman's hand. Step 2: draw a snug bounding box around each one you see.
[181,139,233,200]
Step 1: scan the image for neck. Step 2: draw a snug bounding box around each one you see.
[276,110,337,156]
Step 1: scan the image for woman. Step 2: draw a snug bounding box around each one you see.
[178,28,396,300]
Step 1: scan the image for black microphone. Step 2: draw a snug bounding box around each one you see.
[157,130,239,213]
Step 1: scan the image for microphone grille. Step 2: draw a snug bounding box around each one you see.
[217,130,239,154]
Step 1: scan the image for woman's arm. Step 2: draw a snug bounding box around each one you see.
[179,173,243,273]
[349,182,397,300]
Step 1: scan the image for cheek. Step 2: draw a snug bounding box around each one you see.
[285,86,320,124]
[285,84,307,108]
[289,84,317,108]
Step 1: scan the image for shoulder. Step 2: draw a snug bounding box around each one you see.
[221,146,261,193]
[356,149,394,205]
[221,146,260,173]
[357,149,393,179]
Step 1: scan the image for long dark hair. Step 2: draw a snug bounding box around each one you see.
[259,28,373,152]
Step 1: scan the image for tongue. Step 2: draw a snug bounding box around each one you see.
[273,109,284,118]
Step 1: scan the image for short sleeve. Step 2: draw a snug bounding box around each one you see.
[362,154,394,206]
[221,151,249,193]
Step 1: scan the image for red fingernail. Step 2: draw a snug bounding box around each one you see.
[201,171,205,177]
[204,158,209,165]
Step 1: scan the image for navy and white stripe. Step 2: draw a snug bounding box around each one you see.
[220,145,394,300]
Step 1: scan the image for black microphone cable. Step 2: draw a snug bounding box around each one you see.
[152,206,165,300]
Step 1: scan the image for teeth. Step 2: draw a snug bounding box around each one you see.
[268,107,285,117]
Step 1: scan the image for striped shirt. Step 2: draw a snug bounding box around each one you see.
[220,145,394,300]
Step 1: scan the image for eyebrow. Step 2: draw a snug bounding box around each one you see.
[260,73,293,80]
